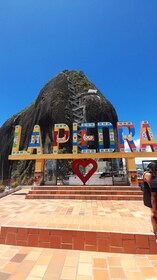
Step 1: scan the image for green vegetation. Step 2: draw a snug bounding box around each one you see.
[0,185,5,193]
[55,148,72,180]
[11,160,35,185]
[66,70,94,92]
[11,182,19,188]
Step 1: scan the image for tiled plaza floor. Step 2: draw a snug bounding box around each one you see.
[0,188,157,279]
[1,244,157,280]
[0,188,151,233]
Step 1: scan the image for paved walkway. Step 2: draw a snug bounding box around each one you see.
[1,244,157,280]
[0,188,151,233]
[0,188,157,279]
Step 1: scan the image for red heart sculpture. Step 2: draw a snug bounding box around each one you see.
[71,159,98,185]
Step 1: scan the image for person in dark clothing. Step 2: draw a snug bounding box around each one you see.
[143,162,157,241]
[150,176,157,238]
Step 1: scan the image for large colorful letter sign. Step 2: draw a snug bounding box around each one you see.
[12,125,43,155]
[72,159,98,185]
[53,123,70,154]
[117,121,137,152]
[11,120,157,155]
[27,125,43,154]
[12,125,22,153]
[81,123,96,153]
[98,122,115,152]
[72,123,78,154]
[140,121,157,152]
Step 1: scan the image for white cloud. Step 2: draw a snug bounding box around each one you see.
[134,139,140,149]
[124,138,140,151]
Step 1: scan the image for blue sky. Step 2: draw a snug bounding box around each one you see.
[0,0,157,159]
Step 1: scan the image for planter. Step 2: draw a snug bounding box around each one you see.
[0,186,22,199]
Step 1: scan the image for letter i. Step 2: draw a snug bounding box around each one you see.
[72,123,78,153]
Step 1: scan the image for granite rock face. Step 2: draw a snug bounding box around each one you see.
[0,70,118,181]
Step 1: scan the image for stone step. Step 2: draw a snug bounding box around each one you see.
[26,185,143,200]
[31,185,140,191]
[26,194,143,200]
[0,225,156,254]
[28,190,142,195]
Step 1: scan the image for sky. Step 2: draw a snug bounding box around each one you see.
[0,0,157,163]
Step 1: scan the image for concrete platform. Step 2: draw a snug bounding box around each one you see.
[0,187,157,279]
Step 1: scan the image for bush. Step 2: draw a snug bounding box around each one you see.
[0,185,5,193]
[11,182,19,188]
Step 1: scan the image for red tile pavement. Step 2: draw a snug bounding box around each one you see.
[0,188,152,234]
[0,187,157,279]
[0,244,157,279]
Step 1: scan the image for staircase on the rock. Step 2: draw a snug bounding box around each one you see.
[66,74,85,150]
[25,185,143,200]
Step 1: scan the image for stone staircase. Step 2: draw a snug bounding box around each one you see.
[25,185,143,200]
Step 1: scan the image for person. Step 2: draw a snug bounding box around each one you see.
[143,162,157,241]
